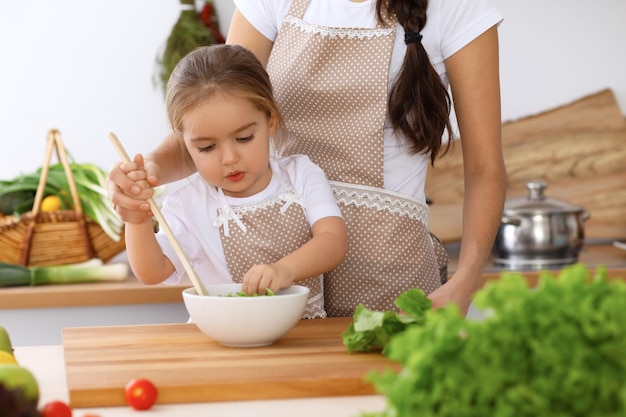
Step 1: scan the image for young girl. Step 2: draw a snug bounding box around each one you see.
[122,44,348,319]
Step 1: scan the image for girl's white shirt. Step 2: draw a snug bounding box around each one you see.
[156,154,342,285]
[233,0,503,203]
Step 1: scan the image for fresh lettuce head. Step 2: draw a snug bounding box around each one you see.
[363,264,626,417]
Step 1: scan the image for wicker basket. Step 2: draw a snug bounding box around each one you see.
[0,130,125,267]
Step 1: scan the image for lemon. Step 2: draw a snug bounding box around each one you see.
[0,351,18,364]
[41,195,62,212]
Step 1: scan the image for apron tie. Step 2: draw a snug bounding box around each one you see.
[213,188,247,237]
[279,191,303,214]
[213,204,247,237]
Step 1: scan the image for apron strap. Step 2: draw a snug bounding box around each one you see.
[289,0,309,19]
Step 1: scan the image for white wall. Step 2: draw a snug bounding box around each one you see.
[0,0,624,181]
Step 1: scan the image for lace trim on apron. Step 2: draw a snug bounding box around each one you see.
[330,181,429,225]
[213,189,304,237]
[283,15,395,40]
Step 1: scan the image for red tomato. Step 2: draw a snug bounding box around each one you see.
[41,400,72,417]
[125,378,158,410]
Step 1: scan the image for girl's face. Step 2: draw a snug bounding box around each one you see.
[181,94,275,198]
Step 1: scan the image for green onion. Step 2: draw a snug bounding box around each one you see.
[0,259,129,287]
[0,156,124,242]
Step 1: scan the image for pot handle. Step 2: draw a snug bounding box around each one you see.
[501,215,522,226]
[581,210,591,222]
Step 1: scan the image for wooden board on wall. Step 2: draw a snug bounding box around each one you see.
[426,89,626,242]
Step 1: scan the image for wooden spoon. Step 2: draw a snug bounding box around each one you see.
[108,132,209,296]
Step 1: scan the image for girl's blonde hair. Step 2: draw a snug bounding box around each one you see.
[165,44,285,152]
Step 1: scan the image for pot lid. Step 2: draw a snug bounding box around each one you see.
[503,181,585,215]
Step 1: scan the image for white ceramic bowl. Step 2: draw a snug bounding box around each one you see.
[182,283,310,347]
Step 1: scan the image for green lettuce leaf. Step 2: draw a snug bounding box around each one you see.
[360,263,626,417]
[342,288,431,353]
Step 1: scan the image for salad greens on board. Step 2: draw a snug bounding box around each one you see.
[343,264,626,417]
[342,288,431,353]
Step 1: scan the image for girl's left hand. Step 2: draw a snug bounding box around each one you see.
[241,264,294,295]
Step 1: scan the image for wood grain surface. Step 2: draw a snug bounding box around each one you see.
[0,277,188,310]
[62,317,397,408]
[427,89,626,242]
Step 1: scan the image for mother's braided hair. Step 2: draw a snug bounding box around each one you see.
[376,0,453,164]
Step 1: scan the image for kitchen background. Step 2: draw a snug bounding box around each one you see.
[1,0,625,347]
[0,0,625,181]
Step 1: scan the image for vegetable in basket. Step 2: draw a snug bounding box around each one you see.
[0,160,123,242]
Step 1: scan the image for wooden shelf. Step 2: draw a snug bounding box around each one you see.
[0,269,191,310]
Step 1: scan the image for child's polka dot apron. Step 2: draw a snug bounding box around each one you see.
[267,0,448,317]
[215,188,325,319]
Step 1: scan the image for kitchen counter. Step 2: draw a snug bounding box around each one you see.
[0,275,190,310]
[2,242,624,346]
[14,344,387,417]
[0,253,192,346]
[0,253,190,310]
[3,242,624,310]
[450,240,626,287]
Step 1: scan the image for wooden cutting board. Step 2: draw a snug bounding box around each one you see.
[62,318,397,408]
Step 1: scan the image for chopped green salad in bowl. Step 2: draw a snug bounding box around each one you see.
[183,283,308,348]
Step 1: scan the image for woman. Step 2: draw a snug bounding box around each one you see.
[108,0,506,317]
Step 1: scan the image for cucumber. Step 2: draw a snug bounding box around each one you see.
[0,263,31,287]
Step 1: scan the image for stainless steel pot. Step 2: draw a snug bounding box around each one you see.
[492,180,590,270]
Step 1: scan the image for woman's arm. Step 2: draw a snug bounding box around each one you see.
[241,216,348,295]
[429,25,506,314]
[226,9,274,66]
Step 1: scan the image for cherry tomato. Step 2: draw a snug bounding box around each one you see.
[125,378,158,410]
[41,400,72,417]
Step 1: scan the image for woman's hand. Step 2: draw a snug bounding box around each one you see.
[107,153,159,224]
[427,271,478,316]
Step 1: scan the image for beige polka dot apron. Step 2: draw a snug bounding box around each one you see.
[267,0,449,317]
[215,187,325,319]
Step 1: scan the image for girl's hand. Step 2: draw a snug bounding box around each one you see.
[241,264,295,295]
[107,153,158,224]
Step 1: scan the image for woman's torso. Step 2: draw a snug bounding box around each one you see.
[233,0,503,203]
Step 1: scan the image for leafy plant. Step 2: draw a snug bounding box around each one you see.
[0,162,123,242]
[355,264,626,417]
[154,0,224,96]
[342,288,431,353]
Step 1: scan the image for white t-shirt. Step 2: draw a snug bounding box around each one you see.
[233,0,503,203]
[157,154,342,285]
